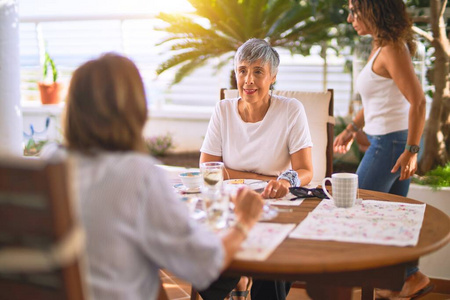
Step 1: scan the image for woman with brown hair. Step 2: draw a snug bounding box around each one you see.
[44,53,264,300]
[333,1,431,299]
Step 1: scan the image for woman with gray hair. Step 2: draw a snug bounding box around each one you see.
[200,38,313,299]
[201,38,313,200]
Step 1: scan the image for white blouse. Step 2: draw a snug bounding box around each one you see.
[43,145,224,300]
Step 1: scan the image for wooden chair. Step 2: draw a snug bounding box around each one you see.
[190,287,200,300]
[221,88,334,185]
[158,282,170,300]
[0,157,87,300]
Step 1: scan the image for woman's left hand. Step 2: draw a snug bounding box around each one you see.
[391,151,418,180]
[261,179,290,199]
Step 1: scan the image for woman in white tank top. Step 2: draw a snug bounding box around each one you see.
[333,1,431,299]
[334,0,426,195]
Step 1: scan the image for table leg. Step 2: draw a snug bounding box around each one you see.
[306,284,353,300]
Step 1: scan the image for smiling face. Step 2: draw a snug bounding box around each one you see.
[236,59,276,104]
[347,0,371,36]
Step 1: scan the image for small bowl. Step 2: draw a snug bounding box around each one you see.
[179,172,202,189]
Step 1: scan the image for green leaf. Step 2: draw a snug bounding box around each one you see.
[173,57,210,85]
[43,51,58,82]
[155,0,357,84]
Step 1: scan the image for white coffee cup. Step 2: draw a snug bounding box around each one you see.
[179,171,202,189]
[321,173,358,208]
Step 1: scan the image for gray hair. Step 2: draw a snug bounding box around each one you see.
[234,38,280,77]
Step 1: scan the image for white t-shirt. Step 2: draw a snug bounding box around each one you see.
[201,95,313,176]
[42,145,224,300]
[356,47,410,135]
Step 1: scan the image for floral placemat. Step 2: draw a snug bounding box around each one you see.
[289,199,426,247]
[235,222,296,261]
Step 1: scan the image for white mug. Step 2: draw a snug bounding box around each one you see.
[322,173,358,208]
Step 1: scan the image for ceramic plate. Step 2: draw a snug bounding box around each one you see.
[223,179,267,192]
[173,183,201,194]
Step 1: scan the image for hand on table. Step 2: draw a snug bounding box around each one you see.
[233,188,264,228]
[261,179,290,199]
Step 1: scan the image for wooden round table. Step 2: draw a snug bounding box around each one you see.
[225,189,450,299]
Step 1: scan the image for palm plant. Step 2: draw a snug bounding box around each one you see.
[155,0,349,86]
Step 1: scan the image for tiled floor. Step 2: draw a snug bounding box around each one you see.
[161,270,450,300]
[160,270,191,300]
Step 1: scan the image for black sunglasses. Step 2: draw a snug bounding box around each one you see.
[289,187,329,200]
[348,7,358,19]
[343,4,358,18]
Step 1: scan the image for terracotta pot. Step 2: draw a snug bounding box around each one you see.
[38,82,63,104]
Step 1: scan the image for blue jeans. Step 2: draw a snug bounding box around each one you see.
[357,130,410,197]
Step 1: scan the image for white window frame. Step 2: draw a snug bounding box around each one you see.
[19,14,353,120]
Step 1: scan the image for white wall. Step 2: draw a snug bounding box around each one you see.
[0,0,23,156]
[143,108,212,153]
[22,105,211,153]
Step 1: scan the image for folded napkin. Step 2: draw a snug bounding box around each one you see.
[267,193,304,206]
[235,222,296,261]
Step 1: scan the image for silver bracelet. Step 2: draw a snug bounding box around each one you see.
[277,169,301,187]
[233,221,249,239]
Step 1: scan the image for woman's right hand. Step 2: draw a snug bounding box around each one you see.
[232,188,264,229]
[220,187,264,270]
[333,129,355,154]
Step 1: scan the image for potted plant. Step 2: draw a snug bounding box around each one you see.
[145,133,174,156]
[407,162,450,279]
[38,51,62,104]
[23,117,51,156]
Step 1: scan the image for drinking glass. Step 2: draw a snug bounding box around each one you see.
[200,162,224,190]
[180,195,199,215]
[201,188,229,230]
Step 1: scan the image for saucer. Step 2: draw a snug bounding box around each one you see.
[174,183,201,194]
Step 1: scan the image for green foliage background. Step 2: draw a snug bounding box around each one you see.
[155,0,353,85]
[412,162,450,189]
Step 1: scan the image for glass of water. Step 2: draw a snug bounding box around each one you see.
[200,162,224,190]
[201,187,230,230]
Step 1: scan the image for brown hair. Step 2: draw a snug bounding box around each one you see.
[352,0,416,55]
[64,53,148,154]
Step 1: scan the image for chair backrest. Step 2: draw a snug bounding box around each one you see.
[0,157,87,300]
[221,89,334,185]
